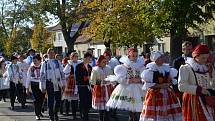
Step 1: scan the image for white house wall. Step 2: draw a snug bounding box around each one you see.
[53,31,68,52]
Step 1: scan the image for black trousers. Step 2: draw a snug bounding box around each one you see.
[46,81,61,119]
[0,89,7,101]
[78,86,92,121]
[99,110,111,121]
[65,100,78,117]
[31,82,45,116]
[9,82,25,108]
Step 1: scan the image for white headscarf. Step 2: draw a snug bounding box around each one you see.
[150,51,163,62]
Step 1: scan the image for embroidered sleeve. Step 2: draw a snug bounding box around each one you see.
[40,62,46,90]
[59,61,66,86]
[26,66,31,89]
[178,65,198,95]
[141,70,156,90]
[170,68,178,85]
[63,64,71,79]
[114,65,128,84]
[90,67,98,85]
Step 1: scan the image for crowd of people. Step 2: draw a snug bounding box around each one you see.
[0,41,215,121]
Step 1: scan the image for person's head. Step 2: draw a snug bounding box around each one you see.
[87,48,94,55]
[192,44,210,65]
[32,54,42,66]
[96,55,107,68]
[70,52,79,62]
[83,52,92,64]
[127,48,138,61]
[27,49,36,56]
[42,54,48,61]
[144,53,150,59]
[150,51,164,66]
[11,55,18,64]
[55,54,61,60]
[0,58,5,69]
[103,50,111,61]
[62,57,69,66]
[47,48,55,59]
[18,54,25,62]
[182,41,193,56]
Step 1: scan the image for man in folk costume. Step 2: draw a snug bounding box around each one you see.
[178,44,215,121]
[139,51,182,121]
[5,55,25,110]
[26,54,45,120]
[173,41,193,104]
[90,55,114,121]
[40,48,66,121]
[75,52,92,121]
[62,52,81,119]
[106,48,146,121]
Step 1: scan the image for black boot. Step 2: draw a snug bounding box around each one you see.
[99,110,104,121]
[65,100,70,116]
[60,100,64,115]
[128,112,135,121]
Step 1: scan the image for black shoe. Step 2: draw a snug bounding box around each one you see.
[55,115,59,121]
[22,105,27,109]
[10,106,14,110]
[49,116,54,121]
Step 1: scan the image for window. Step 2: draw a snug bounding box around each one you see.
[58,33,62,41]
[97,49,101,57]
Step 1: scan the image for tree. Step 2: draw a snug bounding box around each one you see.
[167,0,215,61]
[82,0,215,60]
[82,0,160,47]
[31,21,53,53]
[25,0,83,52]
[0,0,33,56]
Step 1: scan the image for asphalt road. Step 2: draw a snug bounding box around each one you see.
[0,99,129,121]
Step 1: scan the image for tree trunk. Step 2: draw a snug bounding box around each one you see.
[170,27,187,64]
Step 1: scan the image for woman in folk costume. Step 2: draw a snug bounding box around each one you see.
[90,55,114,121]
[26,54,45,120]
[139,51,182,121]
[0,58,8,102]
[106,48,146,121]
[62,52,81,119]
[178,44,215,121]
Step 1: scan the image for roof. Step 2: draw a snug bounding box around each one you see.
[75,34,92,44]
[47,24,62,32]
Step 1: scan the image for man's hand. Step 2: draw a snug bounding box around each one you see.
[26,88,30,95]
